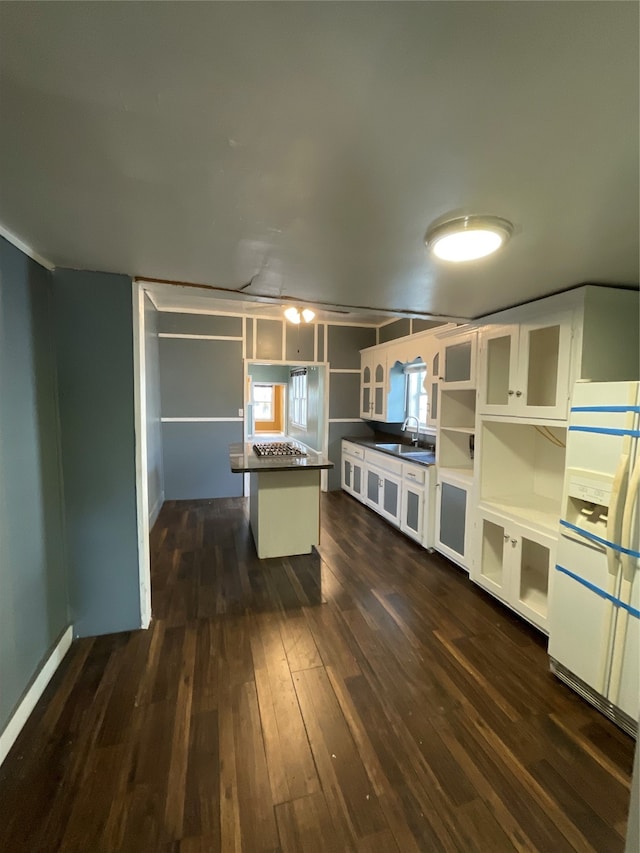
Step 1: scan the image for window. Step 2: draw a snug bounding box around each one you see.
[290,370,308,428]
[253,384,274,421]
[405,363,428,429]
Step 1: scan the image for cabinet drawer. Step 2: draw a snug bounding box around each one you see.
[342,441,365,460]
[403,463,426,485]
[364,449,403,477]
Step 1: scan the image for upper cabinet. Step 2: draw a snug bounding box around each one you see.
[438,328,478,389]
[360,349,405,422]
[479,312,573,420]
[477,286,639,423]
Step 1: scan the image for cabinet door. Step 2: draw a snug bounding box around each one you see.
[518,313,572,420]
[342,458,353,493]
[380,472,402,526]
[352,460,365,502]
[440,330,477,389]
[366,466,383,509]
[510,523,555,631]
[360,355,373,419]
[427,351,439,428]
[401,482,424,542]
[474,511,509,600]
[372,357,387,420]
[435,478,471,569]
[478,324,520,415]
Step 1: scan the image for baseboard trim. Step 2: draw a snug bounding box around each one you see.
[149,491,164,529]
[0,625,73,766]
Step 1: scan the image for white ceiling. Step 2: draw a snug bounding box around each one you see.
[0,2,638,320]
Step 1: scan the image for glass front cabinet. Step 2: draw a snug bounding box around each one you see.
[473,508,555,632]
[478,312,573,420]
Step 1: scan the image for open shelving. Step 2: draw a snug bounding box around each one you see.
[479,420,566,535]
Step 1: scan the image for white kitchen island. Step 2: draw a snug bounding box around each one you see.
[229,442,333,559]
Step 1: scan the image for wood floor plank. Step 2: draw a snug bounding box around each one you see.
[0,493,635,853]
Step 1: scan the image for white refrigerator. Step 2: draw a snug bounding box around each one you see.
[548,381,639,736]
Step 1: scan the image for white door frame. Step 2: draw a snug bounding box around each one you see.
[132,281,152,629]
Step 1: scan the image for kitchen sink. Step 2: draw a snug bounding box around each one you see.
[374,443,435,462]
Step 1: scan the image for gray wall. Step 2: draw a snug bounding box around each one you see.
[159,313,244,499]
[144,294,164,525]
[158,311,378,495]
[54,269,141,638]
[0,237,69,734]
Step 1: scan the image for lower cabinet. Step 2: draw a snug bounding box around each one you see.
[435,473,473,570]
[473,507,555,632]
[341,442,436,548]
[341,442,366,502]
[366,462,402,526]
[401,477,424,543]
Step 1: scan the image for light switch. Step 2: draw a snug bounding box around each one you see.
[238,408,244,417]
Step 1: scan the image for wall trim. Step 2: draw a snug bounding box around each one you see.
[158,333,243,341]
[161,416,243,423]
[0,625,73,766]
[0,223,55,271]
[329,368,361,374]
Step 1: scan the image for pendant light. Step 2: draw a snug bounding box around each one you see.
[284,306,315,323]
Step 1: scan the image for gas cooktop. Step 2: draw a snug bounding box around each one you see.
[253,441,308,458]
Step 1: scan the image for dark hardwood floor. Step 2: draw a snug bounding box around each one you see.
[0,493,635,852]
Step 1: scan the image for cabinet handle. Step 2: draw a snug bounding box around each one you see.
[508,390,514,396]
[503,533,509,540]
[510,538,518,546]
[407,472,416,480]
[515,390,522,398]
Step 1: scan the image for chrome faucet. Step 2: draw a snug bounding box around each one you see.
[402,415,420,446]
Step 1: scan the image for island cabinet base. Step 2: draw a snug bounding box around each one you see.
[249,469,321,558]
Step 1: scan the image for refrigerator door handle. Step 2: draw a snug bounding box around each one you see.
[606,452,629,579]
[608,455,640,703]
[596,450,629,693]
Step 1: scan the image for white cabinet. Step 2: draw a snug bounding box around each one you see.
[474,508,555,632]
[400,463,426,544]
[426,349,440,430]
[438,328,478,390]
[435,472,473,571]
[359,349,405,422]
[366,458,402,525]
[341,441,366,502]
[479,312,573,420]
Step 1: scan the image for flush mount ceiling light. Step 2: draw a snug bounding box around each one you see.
[425,215,513,262]
[284,306,315,324]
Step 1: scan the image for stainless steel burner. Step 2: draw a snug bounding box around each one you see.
[253,441,308,458]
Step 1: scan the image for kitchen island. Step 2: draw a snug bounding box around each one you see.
[229,442,333,559]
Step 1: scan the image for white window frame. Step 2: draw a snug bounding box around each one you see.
[404,362,429,432]
[253,384,274,422]
[290,371,308,428]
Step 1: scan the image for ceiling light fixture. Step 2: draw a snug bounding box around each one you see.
[425,215,513,262]
[284,306,315,324]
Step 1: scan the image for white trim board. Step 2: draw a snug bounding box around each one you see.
[0,625,73,766]
[158,333,243,341]
[132,284,152,629]
[161,417,243,423]
[0,223,55,271]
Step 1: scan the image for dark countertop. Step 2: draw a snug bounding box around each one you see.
[229,442,334,474]
[342,435,436,467]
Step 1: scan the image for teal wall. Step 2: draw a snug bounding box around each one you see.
[0,237,70,735]
[54,269,141,637]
